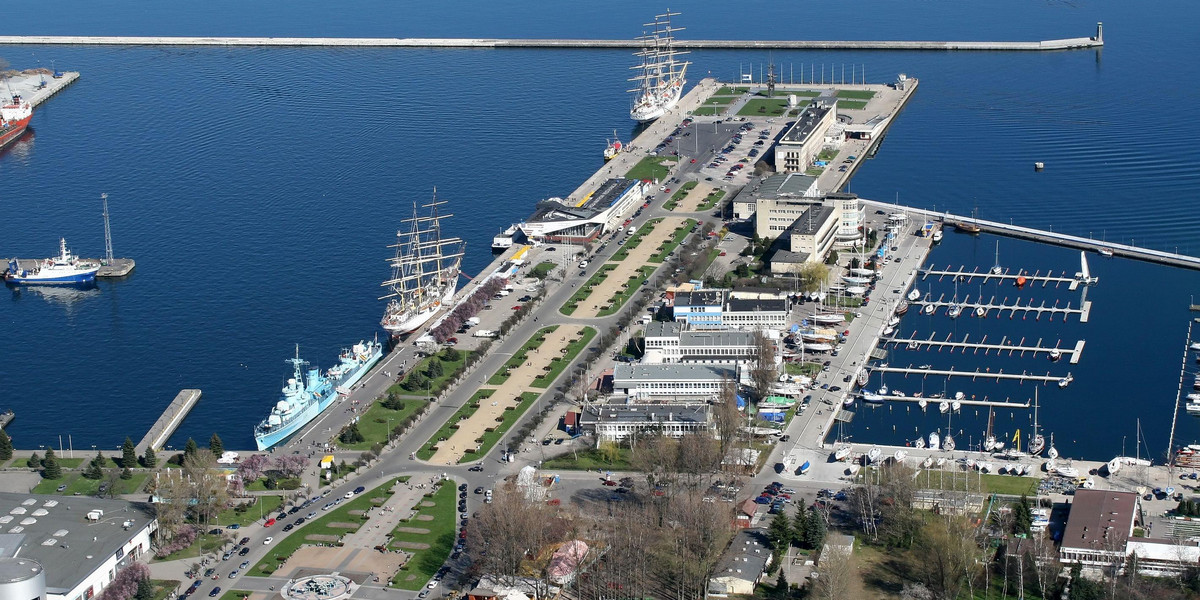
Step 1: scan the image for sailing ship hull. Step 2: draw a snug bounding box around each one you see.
[631,82,683,123]
[382,280,456,335]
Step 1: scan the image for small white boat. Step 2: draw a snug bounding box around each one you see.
[921,456,933,468]
[923,304,935,315]
[932,229,943,243]
[939,400,949,413]
[942,434,955,451]
[1081,477,1095,489]
[980,462,993,473]
[804,342,834,352]
[918,364,932,370]
[954,391,965,401]
[882,326,895,336]
[1049,348,1062,361]
[1058,374,1074,388]
[928,431,940,450]
[894,450,908,462]
[1192,342,1200,351]
[887,316,901,327]
[951,400,962,412]
[907,288,920,302]
[892,389,904,397]
[966,457,976,469]
[842,276,872,286]
[1047,444,1058,460]
[1055,466,1080,478]
[1187,393,1200,402]
[843,395,856,407]
[1044,458,1056,472]
[867,447,882,463]
[947,304,963,319]
[878,384,890,396]
[1002,463,1013,474]
[834,445,853,461]
[975,306,987,318]
[935,457,946,467]
[1098,247,1114,257]
[907,340,919,350]
[846,286,867,296]
[918,398,927,409]
[914,438,926,449]
[1106,457,1121,475]
[850,268,875,277]
[846,464,861,476]
[983,435,996,452]
[1187,402,1200,415]
[861,391,885,404]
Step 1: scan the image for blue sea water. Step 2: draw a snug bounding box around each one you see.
[1,0,1199,457]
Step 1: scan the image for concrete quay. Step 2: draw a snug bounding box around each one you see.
[136,389,201,454]
[0,33,1103,51]
[3,70,80,108]
[12,257,135,278]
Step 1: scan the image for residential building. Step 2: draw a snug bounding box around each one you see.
[0,493,158,600]
[578,403,712,442]
[708,529,773,597]
[774,98,837,174]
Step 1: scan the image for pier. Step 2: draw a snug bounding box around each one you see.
[5,71,81,109]
[914,297,1091,322]
[136,389,201,454]
[0,30,1104,51]
[865,394,1031,409]
[0,410,13,429]
[12,257,136,278]
[865,200,1200,272]
[872,366,1069,384]
[920,266,1086,289]
[884,334,1086,364]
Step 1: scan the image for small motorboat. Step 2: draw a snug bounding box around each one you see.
[947,304,963,319]
[1099,247,1114,257]
[921,456,933,468]
[935,457,946,468]
[907,340,919,350]
[954,391,965,401]
[918,398,927,409]
[1049,348,1062,361]
[975,306,987,318]
[1106,457,1121,475]
[939,400,950,413]
[907,288,920,302]
[919,364,932,370]
[867,447,882,463]
[914,437,926,449]
[928,431,940,450]
[951,400,962,412]
[894,450,908,462]
[1058,374,1074,388]
[923,304,935,315]
[834,445,853,461]
[942,434,955,451]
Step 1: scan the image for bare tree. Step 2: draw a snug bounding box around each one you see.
[749,330,778,401]
[712,376,742,461]
[912,514,982,600]
[183,452,229,524]
[470,484,563,589]
[812,544,857,600]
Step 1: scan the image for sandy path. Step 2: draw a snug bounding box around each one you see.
[574,218,681,319]
[677,183,714,212]
[429,325,583,465]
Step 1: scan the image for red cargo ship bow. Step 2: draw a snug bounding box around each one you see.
[0,93,33,151]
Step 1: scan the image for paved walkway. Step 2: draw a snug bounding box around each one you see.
[575,218,683,319]
[677,182,715,212]
[429,326,582,465]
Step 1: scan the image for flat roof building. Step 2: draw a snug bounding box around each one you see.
[770,204,838,275]
[519,178,647,243]
[774,98,837,174]
[1059,489,1200,577]
[578,403,712,442]
[732,173,819,226]
[644,322,759,365]
[671,289,789,330]
[0,493,157,600]
[612,363,736,401]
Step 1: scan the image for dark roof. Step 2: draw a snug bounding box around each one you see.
[790,205,836,236]
[675,290,727,307]
[1061,489,1138,551]
[781,102,834,144]
[726,298,787,313]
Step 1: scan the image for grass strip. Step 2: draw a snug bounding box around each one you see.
[597,266,658,317]
[837,100,868,110]
[460,391,541,463]
[215,495,284,527]
[704,96,737,105]
[33,471,149,496]
[650,218,697,263]
[691,107,724,116]
[336,396,429,451]
[697,189,726,212]
[663,182,697,210]
[531,327,597,389]
[416,390,496,460]
[560,264,618,316]
[738,98,791,117]
[389,484,455,589]
[248,477,404,576]
[612,218,663,261]
[716,86,751,95]
[625,156,677,181]
[835,89,876,99]
[487,326,560,386]
[530,261,556,279]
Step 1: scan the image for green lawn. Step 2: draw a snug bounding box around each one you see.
[416,390,495,461]
[214,495,283,527]
[560,264,618,316]
[716,86,750,95]
[697,189,726,212]
[337,395,430,450]
[531,327,597,388]
[217,590,253,600]
[786,90,822,98]
[836,100,868,110]
[543,447,633,471]
[911,470,1038,497]
[738,98,791,117]
[691,106,724,116]
[248,477,403,576]
[704,96,737,105]
[625,156,677,181]
[805,167,825,177]
[530,261,557,279]
[597,266,658,317]
[33,471,149,496]
[818,148,839,161]
[395,351,467,397]
[488,326,560,386]
[390,484,456,589]
[835,89,876,100]
[152,580,183,600]
[649,219,698,263]
[786,362,822,377]
[153,533,228,563]
[612,218,662,261]
[461,392,541,463]
[981,474,1039,496]
[663,181,697,210]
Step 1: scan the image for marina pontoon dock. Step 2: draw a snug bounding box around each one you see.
[867,394,1031,409]
[883,334,1086,365]
[919,266,1089,290]
[914,297,1091,322]
[871,366,1069,384]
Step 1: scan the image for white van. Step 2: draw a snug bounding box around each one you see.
[627,227,637,235]
[579,260,589,269]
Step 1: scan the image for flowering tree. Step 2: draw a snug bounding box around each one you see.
[237,454,271,482]
[273,454,309,479]
[95,561,151,600]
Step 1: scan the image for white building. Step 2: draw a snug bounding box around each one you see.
[671,290,788,330]
[612,363,736,400]
[643,321,761,365]
[0,493,157,600]
[774,98,838,174]
[578,404,712,443]
[519,178,648,242]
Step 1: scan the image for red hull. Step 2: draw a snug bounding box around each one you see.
[0,115,32,151]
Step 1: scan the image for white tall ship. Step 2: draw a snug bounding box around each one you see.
[628,10,690,123]
[380,190,465,336]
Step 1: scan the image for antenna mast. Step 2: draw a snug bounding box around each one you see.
[102,193,114,264]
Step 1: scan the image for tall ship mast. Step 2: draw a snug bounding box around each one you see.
[628,9,690,124]
[380,188,465,336]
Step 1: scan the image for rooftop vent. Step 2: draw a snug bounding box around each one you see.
[41,538,57,546]
[42,501,58,508]
[20,518,36,526]
[53,529,68,537]
[21,499,36,506]
[31,509,48,517]
[9,508,25,515]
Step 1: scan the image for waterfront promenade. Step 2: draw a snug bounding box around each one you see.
[0,31,1102,51]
